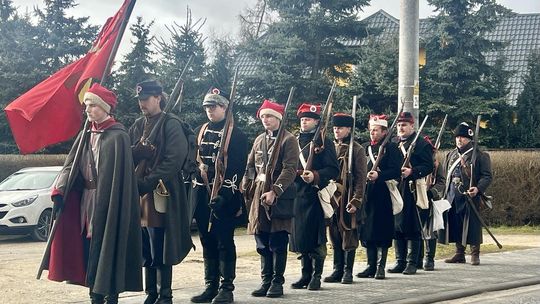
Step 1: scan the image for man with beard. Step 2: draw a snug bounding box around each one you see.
[388,112,433,275]
[49,83,142,304]
[290,103,339,291]
[357,114,402,279]
[191,87,248,304]
[129,80,193,304]
[323,113,366,284]
[441,122,492,266]
[243,99,299,298]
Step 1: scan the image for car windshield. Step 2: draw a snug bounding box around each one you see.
[0,171,59,191]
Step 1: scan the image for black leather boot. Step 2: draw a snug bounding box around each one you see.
[356,246,377,278]
[267,251,287,298]
[105,294,118,304]
[252,253,273,297]
[90,291,105,304]
[424,239,437,271]
[375,247,388,280]
[191,258,219,303]
[323,247,343,283]
[403,239,420,275]
[156,265,173,304]
[307,256,324,291]
[212,260,235,303]
[291,254,312,289]
[387,239,407,273]
[417,239,425,269]
[444,243,466,264]
[144,267,158,304]
[341,250,355,284]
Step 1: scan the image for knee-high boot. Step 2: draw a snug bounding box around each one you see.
[387,239,407,273]
[211,259,235,303]
[156,265,173,304]
[323,247,344,283]
[267,251,287,298]
[89,291,105,304]
[341,250,355,284]
[357,246,377,278]
[424,239,437,270]
[444,243,466,263]
[374,247,388,279]
[307,255,324,291]
[144,267,158,304]
[251,252,273,297]
[403,239,420,275]
[471,244,481,266]
[191,258,219,303]
[291,254,312,289]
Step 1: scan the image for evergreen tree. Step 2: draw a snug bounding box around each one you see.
[420,0,512,147]
[513,52,540,147]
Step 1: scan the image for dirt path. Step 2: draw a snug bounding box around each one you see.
[0,232,538,304]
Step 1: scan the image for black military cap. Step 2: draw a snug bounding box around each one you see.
[454,122,474,139]
[135,80,163,99]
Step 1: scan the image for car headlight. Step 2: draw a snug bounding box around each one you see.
[11,195,39,207]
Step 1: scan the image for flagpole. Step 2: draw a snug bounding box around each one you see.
[37,0,137,280]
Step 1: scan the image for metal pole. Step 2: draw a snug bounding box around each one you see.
[398,0,420,127]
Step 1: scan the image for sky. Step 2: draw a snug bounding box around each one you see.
[13,0,540,58]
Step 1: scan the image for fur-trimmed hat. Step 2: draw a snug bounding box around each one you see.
[297,103,321,119]
[454,122,474,139]
[368,114,388,128]
[134,79,163,100]
[397,111,415,124]
[84,83,117,113]
[257,99,285,120]
[332,113,354,127]
[203,87,229,107]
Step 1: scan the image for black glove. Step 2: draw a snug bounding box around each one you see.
[132,142,155,162]
[52,195,64,214]
[137,178,154,196]
[209,195,226,214]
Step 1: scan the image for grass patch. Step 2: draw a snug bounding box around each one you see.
[491,225,540,235]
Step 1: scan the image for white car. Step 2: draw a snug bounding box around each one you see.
[0,166,62,241]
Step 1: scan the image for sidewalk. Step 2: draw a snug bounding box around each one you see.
[122,247,540,304]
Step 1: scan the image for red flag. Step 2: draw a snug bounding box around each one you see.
[4,0,132,154]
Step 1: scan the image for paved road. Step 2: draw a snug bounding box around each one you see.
[123,247,540,304]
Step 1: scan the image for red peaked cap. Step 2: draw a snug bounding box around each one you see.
[297,103,322,119]
[257,99,285,120]
[85,83,117,111]
[397,111,414,124]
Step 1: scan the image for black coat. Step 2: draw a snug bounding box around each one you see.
[359,141,402,248]
[290,133,339,253]
[394,133,434,238]
[130,113,194,265]
[439,143,492,245]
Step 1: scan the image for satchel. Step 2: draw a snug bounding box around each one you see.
[415,177,430,209]
[318,180,338,219]
[385,179,403,215]
[153,179,169,213]
[271,183,296,219]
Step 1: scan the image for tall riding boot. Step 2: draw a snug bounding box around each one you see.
[424,239,437,271]
[323,247,344,283]
[470,244,481,266]
[144,267,158,304]
[374,247,388,280]
[156,265,173,304]
[403,239,420,275]
[251,252,273,297]
[341,250,355,284]
[417,240,425,269]
[191,258,219,303]
[387,239,407,273]
[444,243,466,263]
[307,256,324,291]
[267,251,287,298]
[291,254,312,289]
[357,246,377,278]
[212,259,235,303]
[105,294,118,304]
[90,291,105,304]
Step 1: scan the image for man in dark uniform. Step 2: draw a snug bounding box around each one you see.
[49,83,142,304]
[324,113,366,284]
[242,100,299,298]
[441,122,492,266]
[358,114,402,280]
[290,103,339,291]
[388,112,433,275]
[129,80,193,304]
[191,87,248,304]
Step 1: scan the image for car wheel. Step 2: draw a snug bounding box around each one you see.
[30,209,52,242]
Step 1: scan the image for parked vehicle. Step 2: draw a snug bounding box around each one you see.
[0,166,62,241]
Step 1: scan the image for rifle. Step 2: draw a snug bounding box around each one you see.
[427,114,447,187]
[368,105,404,173]
[462,115,502,248]
[339,95,358,231]
[134,56,193,177]
[207,66,239,232]
[304,81,336,171]
[260,87,296,219]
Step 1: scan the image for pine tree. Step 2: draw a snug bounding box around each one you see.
[513,52,540,147]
